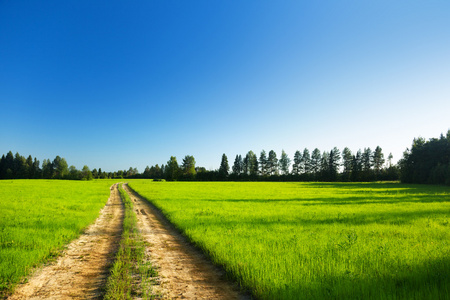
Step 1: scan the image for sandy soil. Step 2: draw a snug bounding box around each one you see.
[9,184,124,300]
[123,184,249,300]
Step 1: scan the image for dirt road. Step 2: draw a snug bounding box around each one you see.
[9,184,124,300]
[123,184,249,300]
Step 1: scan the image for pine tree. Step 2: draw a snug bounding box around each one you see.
[4,151,14,179]
[242,154,249,175]
[26,155,33,178]
[302,148,311,174]
[328,147,341,181]
[267,150,278,175]
[292,150,302,175]
[310,148,321,176]
[373,146,385,175]
[247,151,258,177]
[0,155,5,179]
[351,150,363,181]
[279,150,291,175]
[259,150,268,176]
[232,155,242,175]
[218,154,229,179]
[342,147,353,181]
[320,151,330,180]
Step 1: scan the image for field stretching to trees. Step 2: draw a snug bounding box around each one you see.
[1,131,449,299]
[2,131,448,184]
[129,181,450,299]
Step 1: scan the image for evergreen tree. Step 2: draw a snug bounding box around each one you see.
[14,152,28,179]
[279,150,291,175]
[160,164,166,178]
[242,154,249,175]
[143,166,151,178]
[42,159,54,179]
[302,148,311,175]
[0,155,5,178]
[154,164,162,179]
[267,150,278,175]
[310,148,321,176]
[218,153,229,179]
[33,158,41,178]
[362,147,374,181]
[259,150,268,176]
[4,151,14,179]
[400,130,450,184]
[373,146,385,176]
[328,147,341,181]
[320,151,330,180]
[232,155,242,175]
[387,153,394,168]
[342,147,353,181]
[362,148,373,171]
[292,150,302,175]
[351,150,363,181]
[26,155,33,178]
[247,151,258,177]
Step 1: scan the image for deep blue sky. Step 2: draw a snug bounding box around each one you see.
[1,1,449,172]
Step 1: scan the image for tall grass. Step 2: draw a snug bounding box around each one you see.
[0,179,116,297]
[105,184,158,300]
[128,181,450,300]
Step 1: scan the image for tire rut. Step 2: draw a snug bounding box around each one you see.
[123,184,249,300]
[9,184,124,300]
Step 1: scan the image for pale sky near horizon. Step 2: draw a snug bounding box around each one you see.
[1,1,449,172]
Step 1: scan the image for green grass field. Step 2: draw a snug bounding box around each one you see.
[0,179,117,296]
[128,181,450,300]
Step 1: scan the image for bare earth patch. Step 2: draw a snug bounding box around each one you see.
[124,184,249,300]
[9,184,123,300]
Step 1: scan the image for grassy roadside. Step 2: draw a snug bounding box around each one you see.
[0,180,115,298]
[104,183,158,300]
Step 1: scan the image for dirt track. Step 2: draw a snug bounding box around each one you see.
[8,183,249,299]
[9,184,123,300]
[123,184,249,300]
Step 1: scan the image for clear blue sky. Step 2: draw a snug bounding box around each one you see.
[1,1,449,172]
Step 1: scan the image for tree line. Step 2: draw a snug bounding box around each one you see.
[0,151,94,180]
[134,146,400,182]
[399,130,450,185]
[0,151,148,180]
[2,130,448,185]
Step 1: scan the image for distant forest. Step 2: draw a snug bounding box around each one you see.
[1,130,449,185]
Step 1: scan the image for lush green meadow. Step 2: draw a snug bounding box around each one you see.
[0,179,117,296]
[129,181,450,300]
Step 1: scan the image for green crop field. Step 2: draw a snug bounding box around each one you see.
[0,179,117,296]
[128,181,450,300]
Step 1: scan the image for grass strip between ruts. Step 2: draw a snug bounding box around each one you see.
[104,183,158,300]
